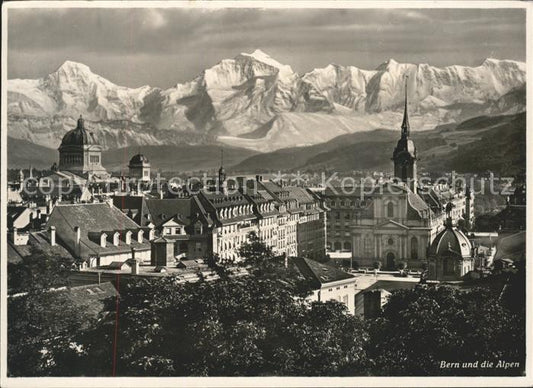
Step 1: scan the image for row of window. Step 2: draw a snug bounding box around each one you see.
[327,236,420,259]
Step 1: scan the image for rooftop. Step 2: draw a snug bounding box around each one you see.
[292,257,355,289]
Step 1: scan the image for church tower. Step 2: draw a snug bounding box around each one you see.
[392,77,418,191]
[218,149,227,194]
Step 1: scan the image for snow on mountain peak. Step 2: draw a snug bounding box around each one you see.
[58,60,91,71]
[53,60,96,78]
[7,54,526,152]
[239,49,294,77]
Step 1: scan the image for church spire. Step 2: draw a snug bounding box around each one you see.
[218,148,227,194]
[401,75,410,137]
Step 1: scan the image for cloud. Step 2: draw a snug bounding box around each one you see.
[7,7,526,88]
[143,9,168,29]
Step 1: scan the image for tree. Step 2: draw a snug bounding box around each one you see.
[8,247,76,294]
[238,231,279,270]
[78,275,370,376]
[367,285,525,376]
[7,248,93,376]
[8,290,93,376]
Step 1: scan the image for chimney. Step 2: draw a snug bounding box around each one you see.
[12,227,18,244]
[137,229,144,243]
[130,248,140,275]
[73,226,81,258]
[49,226,56,246]
[74,226,81,245]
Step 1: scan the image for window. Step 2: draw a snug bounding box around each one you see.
[344,241,352,251]
[411,236,418,260]
[387,202,394,218]
[388,238,394,245]
[144,170,149,176]
[90,155,100,164]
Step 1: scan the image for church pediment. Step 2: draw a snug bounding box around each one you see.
[374,220,409,230]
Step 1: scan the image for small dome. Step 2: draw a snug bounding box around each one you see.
[429,222,472,258]
[129,153,150,166]
[60,115,98,147]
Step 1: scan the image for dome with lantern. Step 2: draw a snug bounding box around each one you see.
[428,218,472,258]
[59,116,98,148]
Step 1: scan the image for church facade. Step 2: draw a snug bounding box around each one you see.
[324,81,473,270]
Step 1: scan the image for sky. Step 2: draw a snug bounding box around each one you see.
[7,7,526,89]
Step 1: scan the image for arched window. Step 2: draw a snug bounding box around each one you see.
[334,241,342,251]
[411,237,418,260]
[387,202,394,218]
[343,241,352,251]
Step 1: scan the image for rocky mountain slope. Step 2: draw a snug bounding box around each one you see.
[8,50,525,152]
[231,112,526,176]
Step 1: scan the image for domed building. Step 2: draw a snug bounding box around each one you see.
[128,153,151,181]
[427,212,474,281]
[58,116,107,176]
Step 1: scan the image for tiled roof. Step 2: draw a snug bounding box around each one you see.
[113,195,149,226]
[202,192,251,208]
[292,257,355,289]
[7,206,29,229]
[145,198,192,227]
[259,181,283,194]
[362,280,417,294]
[46,203,149,259]
[494,231,525,261]
[7,230,74,264]
[407,191,431,220]
[284,187,315,204]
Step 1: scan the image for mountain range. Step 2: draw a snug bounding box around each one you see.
[8,50,526,153]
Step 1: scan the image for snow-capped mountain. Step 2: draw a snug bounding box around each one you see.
[7,50,526,152]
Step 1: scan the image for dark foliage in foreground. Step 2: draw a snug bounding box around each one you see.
[7,237,525,376]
